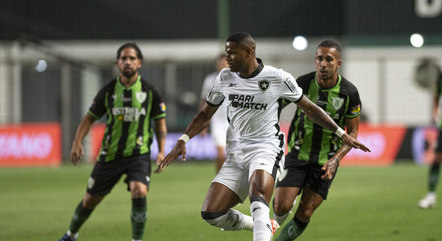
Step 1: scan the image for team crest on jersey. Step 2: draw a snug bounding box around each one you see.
[258,80,271,92]
[136,91,147,103]
[331,97,344,110]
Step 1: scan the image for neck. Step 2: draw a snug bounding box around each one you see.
[120,74,138,87]
[317,75,338,89]
[239,59,259,78]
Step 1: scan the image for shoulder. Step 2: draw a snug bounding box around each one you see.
[296,72,316,82]
[219,68,236,81]
[339,76,359,94]
[98,78,118,94]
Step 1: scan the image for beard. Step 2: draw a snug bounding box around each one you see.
[122,68,137,78]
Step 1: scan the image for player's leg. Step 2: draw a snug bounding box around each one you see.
[419,129,442,208]
[129,181,148,241]
[125,154,151,241]
[272,187,301,225]
[201,182,254,231]
[249,169,277,241]
[275,186,323,241]
[58,160,122,241]
[273,158,306,225]
[419,152,442,208]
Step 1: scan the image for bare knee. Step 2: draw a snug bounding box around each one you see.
[83,193,103,209]
[130,181,148,198]
[273,199,292,216]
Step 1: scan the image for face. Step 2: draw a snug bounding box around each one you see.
[117,47,142,78]
[315,47,342,81]
[225,42,248,72]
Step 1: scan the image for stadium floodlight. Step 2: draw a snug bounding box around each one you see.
[35,59,47,72]
[410,33,424,48]
[292,36,308,51]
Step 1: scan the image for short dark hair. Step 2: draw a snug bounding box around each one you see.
[226,32,256,50]
[317,40,341,54]
[116,42,143,60]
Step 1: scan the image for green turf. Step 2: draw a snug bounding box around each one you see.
[0,162,441,241]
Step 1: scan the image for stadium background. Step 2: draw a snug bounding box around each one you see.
[0,0,442,166]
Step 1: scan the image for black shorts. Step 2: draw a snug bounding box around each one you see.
[276,157,337,200]
[87,154,151,196]
[436,129,442,152]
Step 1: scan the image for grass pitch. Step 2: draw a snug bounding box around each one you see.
[0,161,441,241]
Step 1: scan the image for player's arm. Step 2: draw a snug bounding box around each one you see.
[70,113,97,165]
[159,102,219,168]
[321,116,360,180]
[153,117,167,173]
[432,93,440,125]
[295,95,370,152]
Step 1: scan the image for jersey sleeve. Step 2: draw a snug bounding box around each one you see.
[150,86,167,120]
[206,70,225,106]
[345,87,362,119]
[88,87,107,120]
[279,70,303,102]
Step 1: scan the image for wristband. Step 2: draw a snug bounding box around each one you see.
[334,127,345,138]
[178,134,190,143]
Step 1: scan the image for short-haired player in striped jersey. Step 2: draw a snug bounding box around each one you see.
[57,42,167,241]
[272,40,364,241]
[160,33,369,241]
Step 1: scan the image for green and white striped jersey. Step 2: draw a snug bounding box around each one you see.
[88,75,166,162]
[286,71,361,165]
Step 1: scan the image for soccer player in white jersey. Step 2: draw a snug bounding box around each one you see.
[200,54,229,172]
[160,32,370,241]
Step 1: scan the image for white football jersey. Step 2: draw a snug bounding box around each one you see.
[207,60,303,145]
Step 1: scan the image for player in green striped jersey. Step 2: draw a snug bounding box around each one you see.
[273,40,363,241]
[58,43,167,241]
[418,66,442,209]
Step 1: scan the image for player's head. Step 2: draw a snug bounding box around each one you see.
[315,40,342,81]
[216,53,228,72]
[225,32,256,72]
[116,42,143,78]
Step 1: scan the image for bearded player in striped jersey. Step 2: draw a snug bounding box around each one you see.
[57,43,167,241]
[160,33,369,241]
[273,40,363,241]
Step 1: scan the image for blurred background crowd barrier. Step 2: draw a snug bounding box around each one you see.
[1,0,441,166]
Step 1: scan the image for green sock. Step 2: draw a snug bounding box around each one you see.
[429,162,440,192]
[69,201,93,234]
[275,217,308,241]
[131,197,147,240]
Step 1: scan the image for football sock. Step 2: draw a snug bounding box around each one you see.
[250,196,271,241]
[275,216,308,241]
[273,212,289,225]
[429,162,440,192]
[69,200,93,235]
[201,209,254,231]
[131,197,147,240]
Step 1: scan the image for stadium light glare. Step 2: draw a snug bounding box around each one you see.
[410,33,424,48]
[36,60,47,72]
[292,36,308,51]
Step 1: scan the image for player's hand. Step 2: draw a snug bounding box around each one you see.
[70,142,84,165]
[321,157,339,180]
[159,140,187,168]
[154,152,165,173]
[341,133,371,152]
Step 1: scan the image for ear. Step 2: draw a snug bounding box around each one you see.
[337,59,343,69]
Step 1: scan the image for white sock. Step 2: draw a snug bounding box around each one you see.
[250,200,271,241]
[204,209,253,231]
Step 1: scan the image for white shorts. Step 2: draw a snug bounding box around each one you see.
[212,139,284,202]
[210,118,228,147]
